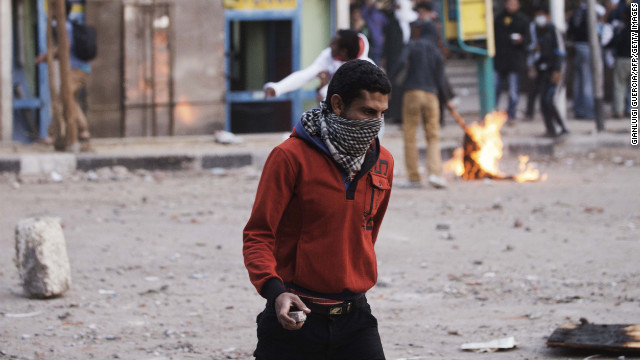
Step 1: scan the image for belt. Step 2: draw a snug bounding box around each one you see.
[300,296,367,316]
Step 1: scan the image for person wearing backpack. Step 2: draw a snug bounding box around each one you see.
[36,0,96,143]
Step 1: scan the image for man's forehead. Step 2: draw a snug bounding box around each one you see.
[353,91,389,107]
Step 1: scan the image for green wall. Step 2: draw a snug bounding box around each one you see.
[300,0,331,97]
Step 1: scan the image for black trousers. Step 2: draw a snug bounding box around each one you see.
[539,70,568,135]
[253,301,386,360]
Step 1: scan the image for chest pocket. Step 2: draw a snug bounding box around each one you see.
[364,172,390,217]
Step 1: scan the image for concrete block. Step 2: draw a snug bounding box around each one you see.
[20,154,77,176]
[76,154,196,171]
[0,157,20,173]
[201,153,252,169]
[15,218,71,298]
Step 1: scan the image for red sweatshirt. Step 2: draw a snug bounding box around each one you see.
[243,128,394,302]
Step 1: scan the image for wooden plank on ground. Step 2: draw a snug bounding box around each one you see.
[547,323,640,352]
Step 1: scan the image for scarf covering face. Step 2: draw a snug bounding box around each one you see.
[301,102,383,177]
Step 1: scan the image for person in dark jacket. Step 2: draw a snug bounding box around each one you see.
[532,6,569,137]
[244,60,393,360]
[611,4,632,118]
[566,0,605,119]
[494,0,529,123]
[390,21,454,189]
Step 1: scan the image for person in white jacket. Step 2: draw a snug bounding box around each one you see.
[264,30,372,101]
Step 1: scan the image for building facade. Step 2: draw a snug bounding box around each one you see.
[0,0,336,142]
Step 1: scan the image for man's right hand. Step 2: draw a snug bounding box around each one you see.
[264,87,276,99]
[274,292,311,331]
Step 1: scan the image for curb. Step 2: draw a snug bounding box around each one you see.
[0,134,630,176]
[0,152,255,176]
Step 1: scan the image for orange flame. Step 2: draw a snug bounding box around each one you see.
[443,111,546,182]
[443,147,465,176]
[466,111,507,178]
[513,155,548,183]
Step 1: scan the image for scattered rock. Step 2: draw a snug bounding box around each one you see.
[439,232,455,240]
[50,171,63,182]
[58,312,71,320]
[584,206,604,213]
[436,223,450,231]
[513,219,524,228]
[15,217,72,298]
[210,167,227,176]
[214,130,243,144]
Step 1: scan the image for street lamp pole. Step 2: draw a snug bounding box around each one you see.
[549,0,567,123]
[586,0,605,131]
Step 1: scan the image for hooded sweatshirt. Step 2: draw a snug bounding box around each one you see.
[243,121,394,303]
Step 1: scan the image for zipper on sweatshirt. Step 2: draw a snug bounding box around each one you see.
[345,142,380,201]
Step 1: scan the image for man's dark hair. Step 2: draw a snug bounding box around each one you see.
[415,2,432,12]
[325,60,392,113]
[336,29,360,60]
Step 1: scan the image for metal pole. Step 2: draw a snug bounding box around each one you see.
[586,0,605,131]
[550,0,567,122]
[550,0,565,32]
[477,57,495,117]
[335,0,349,30]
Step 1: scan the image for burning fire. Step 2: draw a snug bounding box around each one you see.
[443,111,546,182]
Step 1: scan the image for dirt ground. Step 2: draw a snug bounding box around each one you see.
[0,146,639,360]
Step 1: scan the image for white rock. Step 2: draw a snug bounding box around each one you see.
[15,218,71,298]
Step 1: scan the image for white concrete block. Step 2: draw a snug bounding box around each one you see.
[15,217,72,298]
[20,154,77,176]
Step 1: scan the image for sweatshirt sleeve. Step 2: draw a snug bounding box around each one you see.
[264,48,332,97]
[243,147,297,301]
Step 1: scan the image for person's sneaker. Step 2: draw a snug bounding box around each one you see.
[397,181,423,189]
[428,175,447,189]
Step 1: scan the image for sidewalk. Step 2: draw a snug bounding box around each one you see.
[0,114,633,176]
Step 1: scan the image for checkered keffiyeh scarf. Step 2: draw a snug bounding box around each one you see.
[301,102,383,177]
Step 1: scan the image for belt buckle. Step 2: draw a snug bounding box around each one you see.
[329,306,343,315]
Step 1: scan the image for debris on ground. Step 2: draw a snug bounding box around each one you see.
[214,130,243,145]
[460,336,517,352]
[547,320,640,353]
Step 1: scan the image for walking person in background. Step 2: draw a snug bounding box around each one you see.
[493,0,529,124]
[382,0,417,124]
[244,59,393,360]
[391,21,454,189]
[35,0,93,144]
[532,6,570,138]
[611,4,632,118]
[358,0,389,65]
[567,0,605,119]
[525,19,541,121]
[413,1,456,127]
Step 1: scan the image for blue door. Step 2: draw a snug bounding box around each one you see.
[12,0,50,143]
[224,3,301,133]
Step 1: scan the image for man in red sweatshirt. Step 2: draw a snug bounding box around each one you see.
[243,59,393,360]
